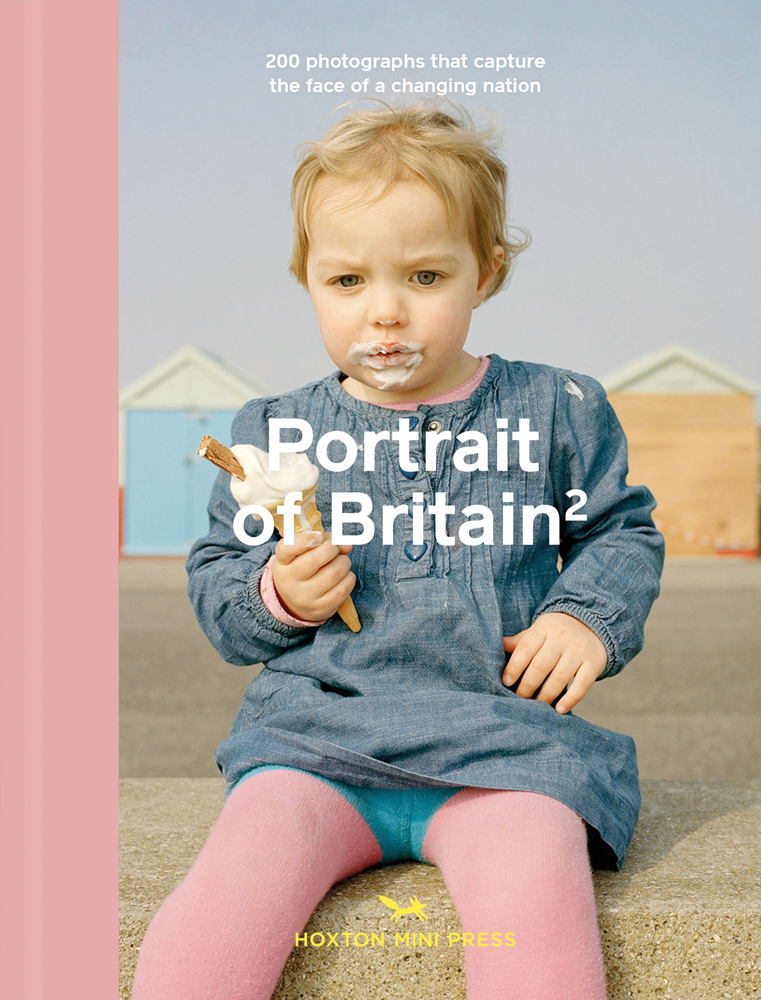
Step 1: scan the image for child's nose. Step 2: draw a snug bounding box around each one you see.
[368,289,408,328]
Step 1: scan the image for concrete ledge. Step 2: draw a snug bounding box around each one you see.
[120,779,761,999]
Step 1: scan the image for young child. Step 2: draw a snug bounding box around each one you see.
[132,105,664,1000]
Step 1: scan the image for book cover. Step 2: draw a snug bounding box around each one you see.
[4,1,758,998]
[118,4,761,994]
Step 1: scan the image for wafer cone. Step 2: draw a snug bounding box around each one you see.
[265,486,361,633]
[197,436,360,632]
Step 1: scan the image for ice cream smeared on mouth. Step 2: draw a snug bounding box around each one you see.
[229,445,319,516]
[346,340,424,389]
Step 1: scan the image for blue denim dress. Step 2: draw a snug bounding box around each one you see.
[187,356,664,869]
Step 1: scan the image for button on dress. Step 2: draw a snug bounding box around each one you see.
[187,356,664,869]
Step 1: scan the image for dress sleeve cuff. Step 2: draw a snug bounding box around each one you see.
[259,556,330,628]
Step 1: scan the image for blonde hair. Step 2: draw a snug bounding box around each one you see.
[289,104,530,299]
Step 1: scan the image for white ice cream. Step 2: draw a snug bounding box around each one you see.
[229,444,319,509]
[346,340,424,389]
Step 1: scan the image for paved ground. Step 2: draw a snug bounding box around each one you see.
[120,558,761,780]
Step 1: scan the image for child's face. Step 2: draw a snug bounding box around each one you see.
[305,178,501,403]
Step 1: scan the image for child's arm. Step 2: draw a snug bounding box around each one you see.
[502,372,665,711]
[186,400,324,665]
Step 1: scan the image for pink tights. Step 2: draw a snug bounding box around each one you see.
[132,771,606,999]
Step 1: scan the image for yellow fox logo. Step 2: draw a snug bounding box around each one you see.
[378,895,428,922]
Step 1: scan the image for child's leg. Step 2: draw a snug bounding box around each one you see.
[422,788,607,1000]
[131,768,382,1000]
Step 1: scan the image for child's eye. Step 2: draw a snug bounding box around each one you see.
[413,271,440,286]
[336,275,361,288]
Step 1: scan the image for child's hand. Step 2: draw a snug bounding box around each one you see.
[271,532,356,624]
[502,612,607,714]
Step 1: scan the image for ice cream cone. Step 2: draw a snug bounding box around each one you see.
[265,486,361,632]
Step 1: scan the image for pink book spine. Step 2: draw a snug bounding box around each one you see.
[0,3,119,997]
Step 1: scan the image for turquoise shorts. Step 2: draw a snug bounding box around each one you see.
[232,764,463,864]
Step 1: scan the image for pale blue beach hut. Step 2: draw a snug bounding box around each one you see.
[119,347,268,555]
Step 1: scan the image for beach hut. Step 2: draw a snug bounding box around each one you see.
[119,347,268,555]
[603,345,760,557]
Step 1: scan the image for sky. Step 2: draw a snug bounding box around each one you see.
[120,0,760,404]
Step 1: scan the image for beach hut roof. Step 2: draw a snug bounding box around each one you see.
[602,344,759,397]
[120,346,269,410]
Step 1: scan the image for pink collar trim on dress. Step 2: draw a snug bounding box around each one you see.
[373,356,491,410]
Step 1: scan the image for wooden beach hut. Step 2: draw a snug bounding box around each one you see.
[603,345,760,557]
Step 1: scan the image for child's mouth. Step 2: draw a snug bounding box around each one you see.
[368,348,413,368]
[346,340,425,389]
[347,341,424,370]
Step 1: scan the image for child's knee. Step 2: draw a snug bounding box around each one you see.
[425,789,589,872]
[223,767,380,875]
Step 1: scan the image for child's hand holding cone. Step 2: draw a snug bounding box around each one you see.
[197,435,361,631]
[271,530,358,628]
